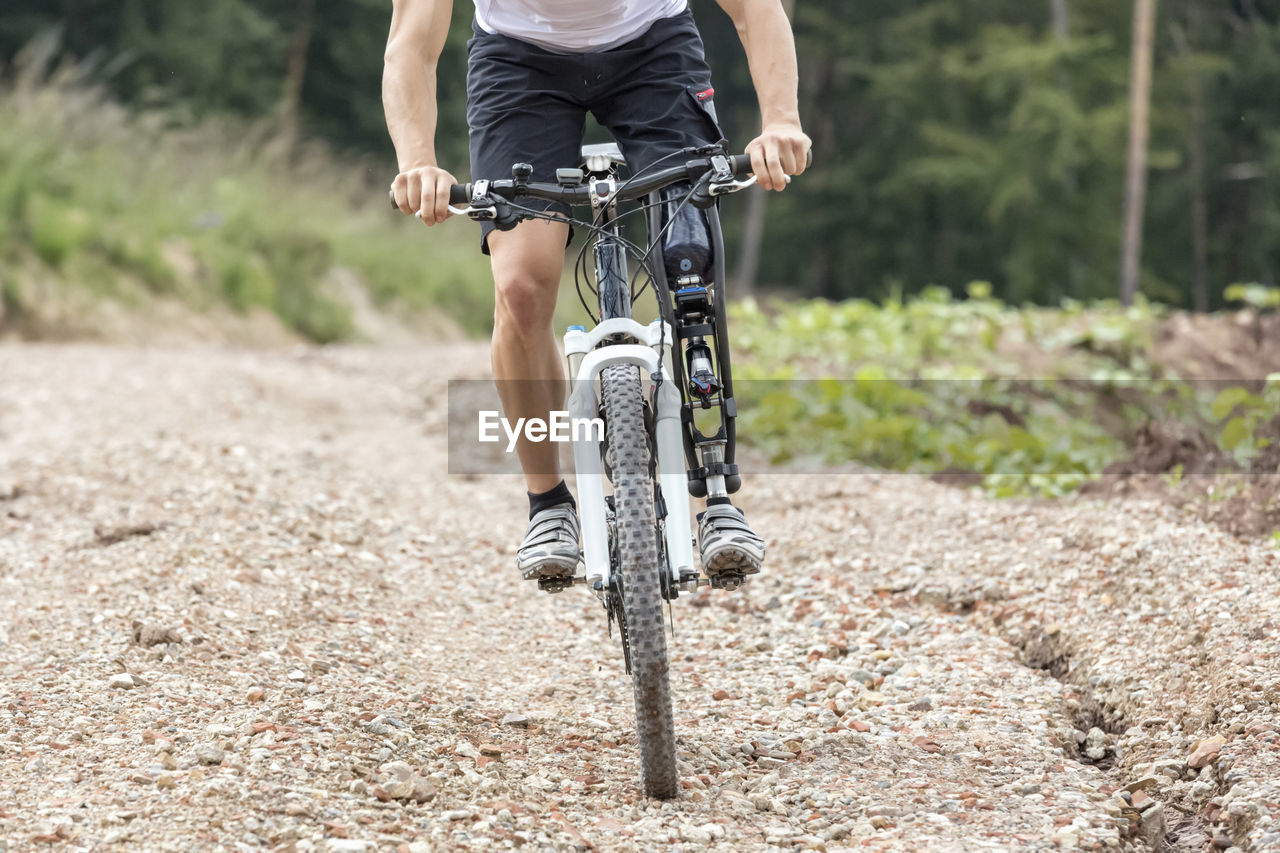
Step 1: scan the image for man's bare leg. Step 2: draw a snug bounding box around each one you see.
[490,218,582,580]
[488,219,571,495]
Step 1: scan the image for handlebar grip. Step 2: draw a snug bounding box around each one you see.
[728,149,814,177]
[389,184,474,211]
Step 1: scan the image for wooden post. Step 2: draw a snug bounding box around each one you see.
[1120,0,1157,306]
[279,0,316,154]
[1050,0,1070,42]
[1186,4,1210,313]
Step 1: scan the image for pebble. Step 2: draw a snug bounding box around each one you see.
[500,712,529,728]
[108,673,136,690]
[1084,727,1108,761]
[1188,734,1226,769]
[194,745,224,766]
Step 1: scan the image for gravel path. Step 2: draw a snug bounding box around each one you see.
[1,344,1277,852]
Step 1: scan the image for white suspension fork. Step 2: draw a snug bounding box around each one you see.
[564,320,694,589]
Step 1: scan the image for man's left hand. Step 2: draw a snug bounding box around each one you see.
[746,122,812,191]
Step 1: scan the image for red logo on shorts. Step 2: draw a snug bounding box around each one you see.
[694,87,714,102]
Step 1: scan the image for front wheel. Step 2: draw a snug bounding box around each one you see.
[601,363,678,799]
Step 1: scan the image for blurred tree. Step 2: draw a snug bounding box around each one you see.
[1120,0,1156,306]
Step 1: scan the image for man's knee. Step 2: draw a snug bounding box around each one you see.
[493,267,558,327]
[489,220,570,329]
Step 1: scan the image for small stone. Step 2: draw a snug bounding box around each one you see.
[455,741,479,760]
[1084,727,1108,761]
[679,825,712,843]
[132,622,182,647]
[1211,831,1233,849]
[479,742,503,756]
[155,774,175,790]
[1124,777,1160,793]
[756,756,786,768]
[442,810,471,821]
[287,669,307,682]
[194,745,224,765]
[246,687,265,703]
[1188,735,1225,769]
[866,806,902,818]
[108,673,136,690]
[501,713,529,728]
[848,670,875,686]
[378,761,415,799]
[410,778,437,803]
[712,689,732,701]
[907,697,932,712]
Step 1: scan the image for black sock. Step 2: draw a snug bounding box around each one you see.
[707,496,733,507]
[529,480,575,519]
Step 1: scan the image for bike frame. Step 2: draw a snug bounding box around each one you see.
[561,157,695,589]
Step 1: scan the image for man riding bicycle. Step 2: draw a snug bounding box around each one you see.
[384,0,810,583]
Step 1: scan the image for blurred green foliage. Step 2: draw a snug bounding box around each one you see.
[0,63,492,340]
[2,1,1278,309]
[728,291,1264,496]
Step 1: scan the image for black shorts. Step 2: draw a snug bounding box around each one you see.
[465,9,726,253]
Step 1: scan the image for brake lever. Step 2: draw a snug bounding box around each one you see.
[708,174,759,196]
[708,173,792,197]
[388,189,496,220]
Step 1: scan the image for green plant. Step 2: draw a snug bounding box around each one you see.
[1224,283,1280,310]
[730,289,1158,497]
[1210,377,1280,462]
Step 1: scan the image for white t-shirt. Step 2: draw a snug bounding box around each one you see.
[473,0,689,52]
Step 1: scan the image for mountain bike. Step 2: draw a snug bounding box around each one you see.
[404,144,779,798]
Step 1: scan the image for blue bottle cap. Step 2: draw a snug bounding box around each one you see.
[567,325,586,332]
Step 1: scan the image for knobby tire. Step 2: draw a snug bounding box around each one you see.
[601,363,678,799]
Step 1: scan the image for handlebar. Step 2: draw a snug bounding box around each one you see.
[444,152,759,208]
[390,149,811,223]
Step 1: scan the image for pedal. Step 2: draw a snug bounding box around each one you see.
[538,576,577,594]
[708,573,748,591]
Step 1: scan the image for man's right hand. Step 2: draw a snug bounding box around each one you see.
[391,164,457,226]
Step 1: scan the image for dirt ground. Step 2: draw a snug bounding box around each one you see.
[2,343,1280,852]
